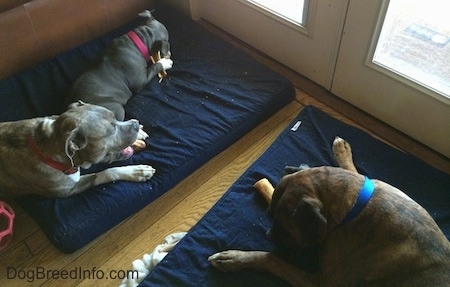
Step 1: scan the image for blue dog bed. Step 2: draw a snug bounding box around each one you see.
[0,6,294,253]
[140,106,450,286]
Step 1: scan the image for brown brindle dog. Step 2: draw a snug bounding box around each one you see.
[209,137,450,286]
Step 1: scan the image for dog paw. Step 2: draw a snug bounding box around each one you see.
[113,165,155,182]
[333,137,352,160]
[332,137,357,172]
[95,165,156,185]
[130,165,156,181]
[158,58,173,70]
[209,251,247,272]
[333,136,351,156]
[208,250,268,272]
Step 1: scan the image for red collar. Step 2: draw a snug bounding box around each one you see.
[28,135,79,175]
[127,31,150,61]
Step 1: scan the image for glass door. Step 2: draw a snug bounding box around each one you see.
[332,0,450,157]
[244,0,308,26]
[198,0,349,88]
[195,0,450,157]
[373,0,450,98]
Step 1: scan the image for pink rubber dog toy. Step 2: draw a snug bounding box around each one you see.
[0,201,15,251]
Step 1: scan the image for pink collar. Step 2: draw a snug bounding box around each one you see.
[127,31,150,61]
[28,136,79,175]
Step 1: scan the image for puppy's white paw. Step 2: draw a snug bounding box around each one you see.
[158,58,173,70]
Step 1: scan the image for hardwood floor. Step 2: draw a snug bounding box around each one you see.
[1,20,449,287]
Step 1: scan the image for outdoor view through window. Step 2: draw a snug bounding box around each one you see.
[245,0,307,26]
[374,0,450,98]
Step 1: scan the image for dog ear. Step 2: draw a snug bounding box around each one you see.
[65,127,87,155]
[67,100,86,110]
[284,164,309,175]
[269,178,289,216]
[138,10,153,22]
[284,166,302,175]
[293,197,327,245]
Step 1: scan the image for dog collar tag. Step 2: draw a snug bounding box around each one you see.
[64,167,80,175]
[339,176,375,226]
[28,135,79,175]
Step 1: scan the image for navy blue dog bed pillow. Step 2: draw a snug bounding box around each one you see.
[0,5,294,253]
[140,106,450,287]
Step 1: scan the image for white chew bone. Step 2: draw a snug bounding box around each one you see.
[253,178,274,204]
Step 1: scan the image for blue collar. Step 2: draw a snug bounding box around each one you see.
[339,176,374,226]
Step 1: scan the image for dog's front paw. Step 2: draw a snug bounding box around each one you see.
[158,58,173,70]
[112,165,156,182]
[95,165,156,185]
[208,250,268,272]
[130,165,156,181]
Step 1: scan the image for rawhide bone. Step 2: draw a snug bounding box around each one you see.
[150,51,168,79]
[253,178,274,204]
[131,139,146,153]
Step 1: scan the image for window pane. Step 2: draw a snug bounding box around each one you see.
[246,0,307,26]
[373,0,450,98]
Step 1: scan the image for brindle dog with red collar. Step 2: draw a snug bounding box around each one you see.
[209,137,450,286]
[0,101,155,198]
